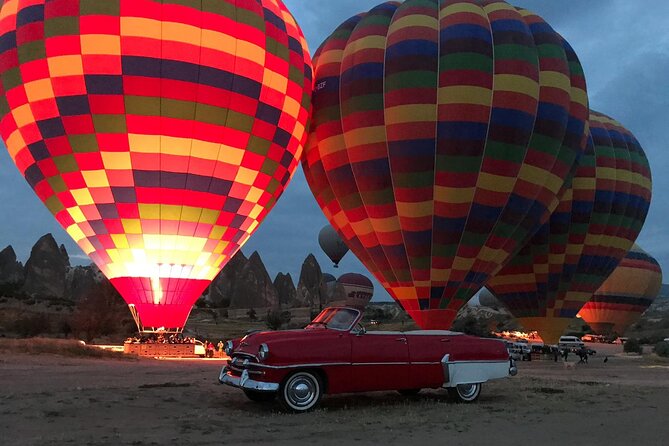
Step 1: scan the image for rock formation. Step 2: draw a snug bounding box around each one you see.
[274,272,297,308]
[22,234,70,299]
[296,254,323,309]
[228,251,279,309]
[0,245,24,285]
[208,251,249,308]
[65,264,105,302]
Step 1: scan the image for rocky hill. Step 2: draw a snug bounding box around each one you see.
[0,233,330,312]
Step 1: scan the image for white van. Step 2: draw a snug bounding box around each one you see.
[558,336,585,350]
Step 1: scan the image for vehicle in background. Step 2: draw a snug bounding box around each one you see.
[194,340,206,357]
[505,341,531,361]
[581,334,607,343]
[612,337,629,345]
[558,336,585,351]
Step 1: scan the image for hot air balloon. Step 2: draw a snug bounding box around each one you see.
[318,225,349,267]
[487,111,652,344]
[578,245,662,336]
[0,0,312,331]
[302,0,589,329]
[331,273,374,310]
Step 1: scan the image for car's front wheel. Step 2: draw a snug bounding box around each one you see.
[448,383,481,403]
[243,389,276,403]
[279,371,322,413]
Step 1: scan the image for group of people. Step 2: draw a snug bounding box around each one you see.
[202,340,225,358]
[552,346,592,364]
[125,333,199,345]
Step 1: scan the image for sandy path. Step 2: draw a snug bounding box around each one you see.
[1,352,668,446]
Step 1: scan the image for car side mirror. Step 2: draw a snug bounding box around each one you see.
[355,325,366,336]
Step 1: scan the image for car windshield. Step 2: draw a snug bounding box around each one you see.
[306,308,359,331]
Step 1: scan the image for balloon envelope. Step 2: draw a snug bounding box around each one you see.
[333,273,374,310]
[303,0,588,329]
[487,111,652,343]
[0,0,312,329]
[578,245,662,335]
[318,225,349,267]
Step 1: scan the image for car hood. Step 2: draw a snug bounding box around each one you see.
[235,328,334,351]
[232,328,345,364]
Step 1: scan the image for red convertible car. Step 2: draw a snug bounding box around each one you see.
[220,307,517,412]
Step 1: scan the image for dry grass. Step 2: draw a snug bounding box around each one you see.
[0,337,134,360]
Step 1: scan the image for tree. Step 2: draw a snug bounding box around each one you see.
[247,308,257,321]
[69,281,132,342]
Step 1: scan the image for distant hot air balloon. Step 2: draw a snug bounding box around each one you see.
[318,225,349,267]
[487,111,652,344]
[302,0,589,329]
[0,1,312,331]
[331,273,374,311]
[578,245,662,336]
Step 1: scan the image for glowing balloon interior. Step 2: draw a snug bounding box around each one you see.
[0,0,312,330]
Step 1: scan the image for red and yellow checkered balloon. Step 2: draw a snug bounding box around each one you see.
[0,0,312,329]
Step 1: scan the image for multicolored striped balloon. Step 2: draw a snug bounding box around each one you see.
[487,110,653,343]
[578,244,662,336]
[303,0,589,329]
[0,0,312,330]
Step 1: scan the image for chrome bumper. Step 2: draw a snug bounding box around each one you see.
[218,367,279,392]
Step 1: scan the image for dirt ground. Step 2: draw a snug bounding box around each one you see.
[1,343,668,446]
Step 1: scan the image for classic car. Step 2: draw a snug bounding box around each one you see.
[219,307,517,412]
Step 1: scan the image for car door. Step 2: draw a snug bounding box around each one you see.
[349,332,410,392]
[405,335,451,389]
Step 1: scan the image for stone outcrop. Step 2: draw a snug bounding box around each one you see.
[207,251,281,310]
[22,234,70,299]
[3,234,338,314]
[296,254,323,309]
[0,245,24,285]
[228,251,279,309]
[208,251,249,308]
[273,272,297,308]
[65,264,105,302]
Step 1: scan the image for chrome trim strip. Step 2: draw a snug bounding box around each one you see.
[351,362,408,366]
[247,362,350,369]
[234,360,441,370]
[232,352,259,361]
[219,368,279,392]
[442,359,509,365]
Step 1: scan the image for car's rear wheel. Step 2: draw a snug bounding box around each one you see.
[397,388,421,396]
[279,371,322,413]
[243,389,276,403]
[448,383,481,403]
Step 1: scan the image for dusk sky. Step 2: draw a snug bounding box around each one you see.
[1,0,667,303]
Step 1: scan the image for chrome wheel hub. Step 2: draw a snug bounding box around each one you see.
[286,375,317,408]
[457,383,478,399]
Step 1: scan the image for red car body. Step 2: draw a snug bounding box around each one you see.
[220,307,516,411]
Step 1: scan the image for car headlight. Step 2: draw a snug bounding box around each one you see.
[224,340,234,356]
[258,343,269,361]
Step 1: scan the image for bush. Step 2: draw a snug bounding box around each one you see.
[623,338,643,354]
[10,314,50,337]
[654,341,669,358]
[266,310,291,331]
